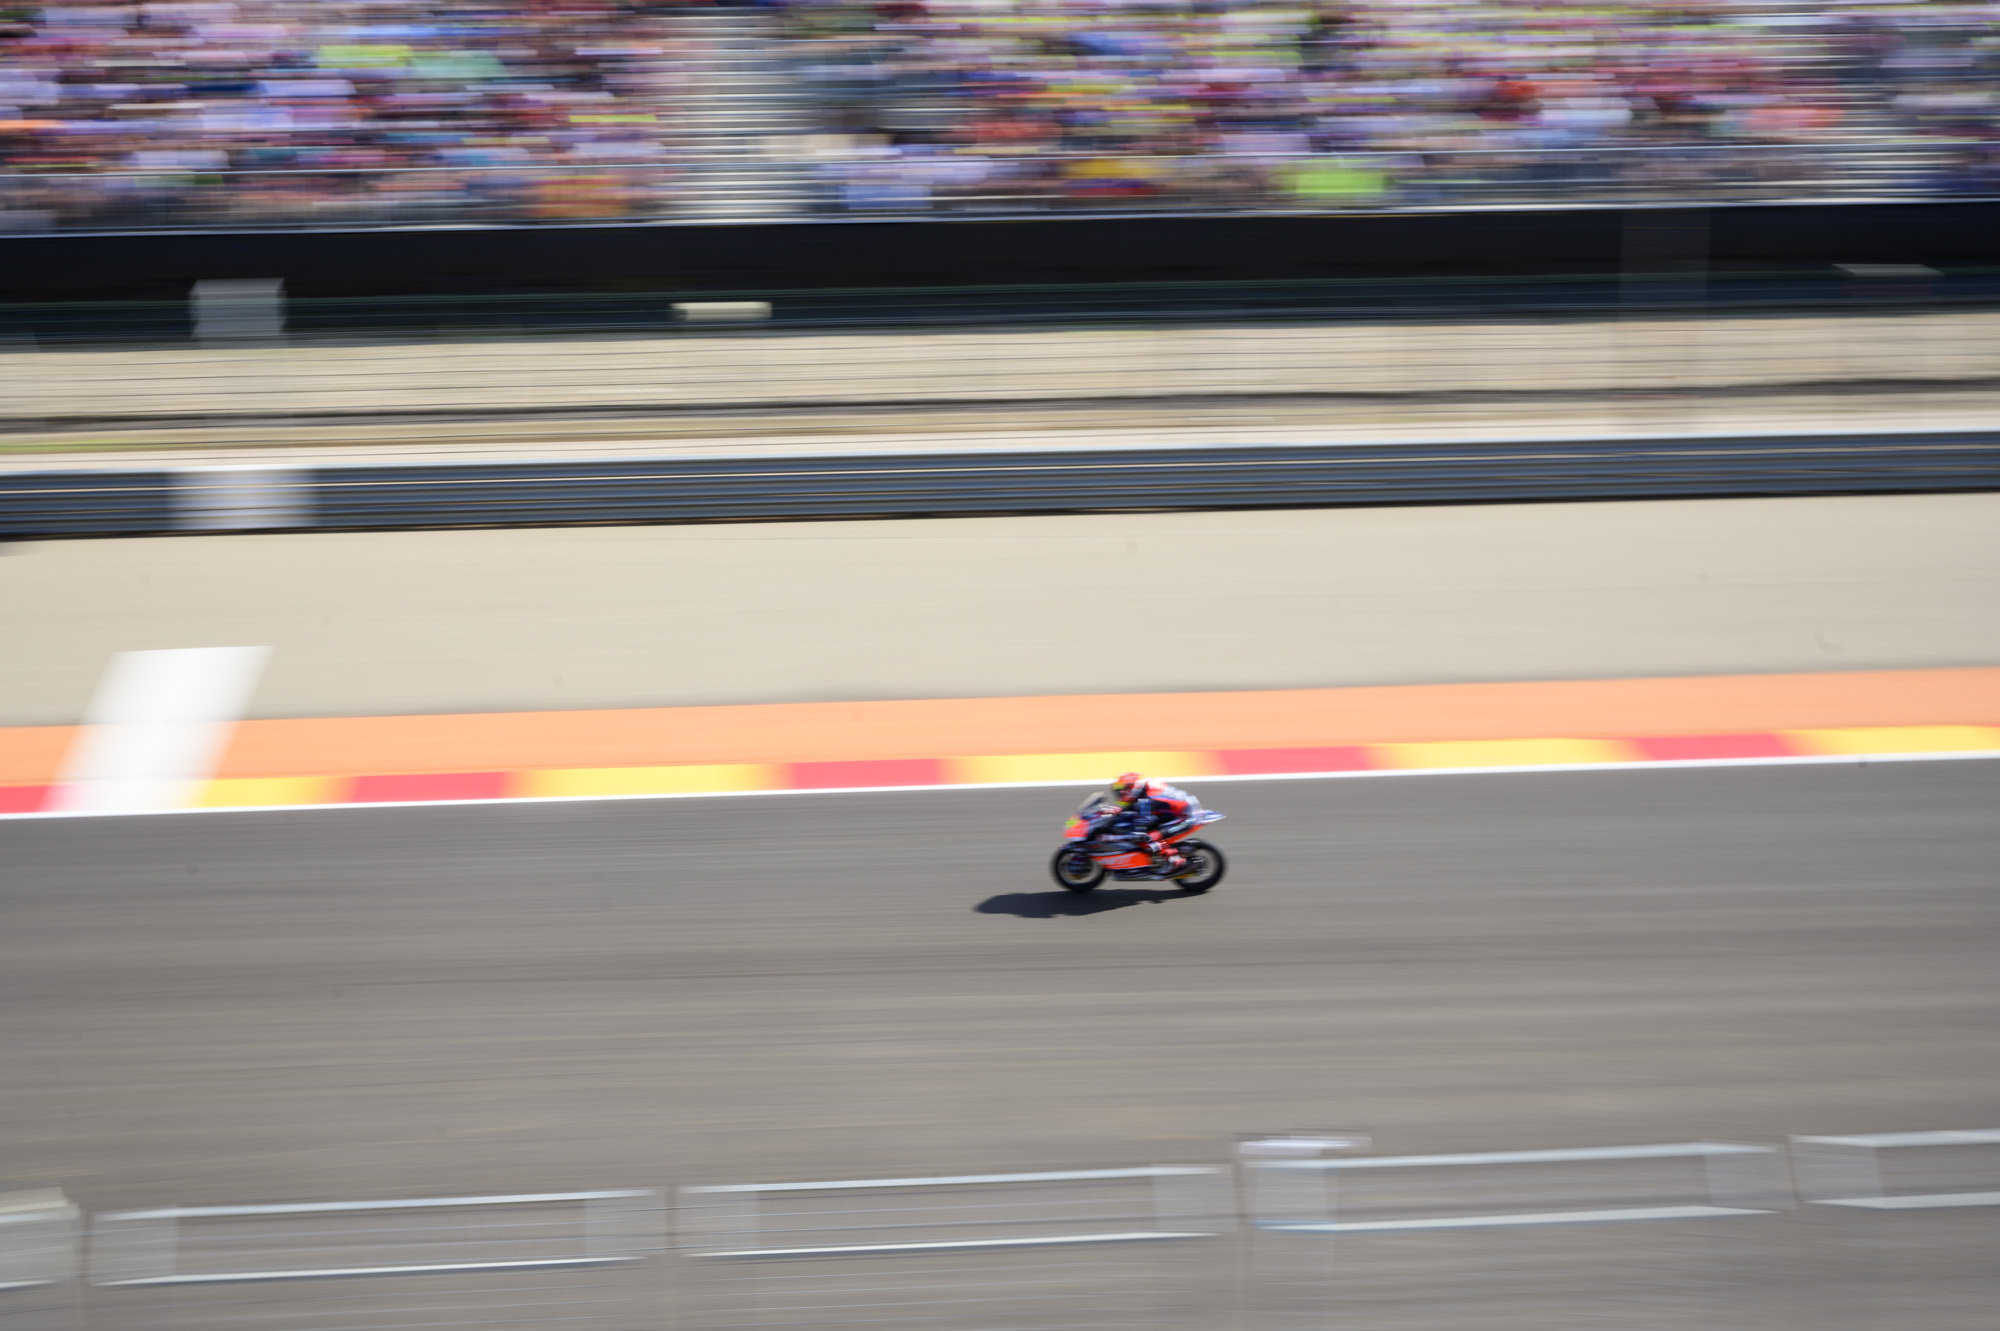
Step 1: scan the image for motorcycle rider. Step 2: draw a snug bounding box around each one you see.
[1095,772,1204,877]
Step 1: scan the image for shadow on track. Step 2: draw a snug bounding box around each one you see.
[975,889,1196,918]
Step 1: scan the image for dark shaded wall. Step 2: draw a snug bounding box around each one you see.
[7,201,1999,301]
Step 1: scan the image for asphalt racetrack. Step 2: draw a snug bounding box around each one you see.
[6,761,1996,1213]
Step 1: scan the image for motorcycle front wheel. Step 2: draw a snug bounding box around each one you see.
[1172,839,1226,894]
[1049,846,1106,893]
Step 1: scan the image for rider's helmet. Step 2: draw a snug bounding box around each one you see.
[1109,772,1147,807]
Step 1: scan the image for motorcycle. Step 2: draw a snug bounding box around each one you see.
[1049,792,1227,894]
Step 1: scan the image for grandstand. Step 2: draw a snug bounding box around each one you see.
[0,0,1995,231]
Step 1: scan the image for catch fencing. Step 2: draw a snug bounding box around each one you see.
[1,1130,1995,1331]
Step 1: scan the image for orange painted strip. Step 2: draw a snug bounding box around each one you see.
[31,724,1998,813]
[0,726,76,786]
[202,668,2000,780]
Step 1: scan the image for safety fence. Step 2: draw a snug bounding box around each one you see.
[84,1191,665,1331]
[3,1129,1995,1331]
[3,430,1998,540]
[677,1166,1230,1331]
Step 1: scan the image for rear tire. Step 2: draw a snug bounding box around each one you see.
[1050,847,1105,893]
[1172,839,1226,893]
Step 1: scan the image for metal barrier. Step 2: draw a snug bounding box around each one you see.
[5,431,1998,540]
[1789,1131,2000,1331]
[1244,1142,1791,1331]
[676,1166,1230,1331]
[0,1192,79,1330]
[0,1132,1988,1329]
[1792,1128,2000,1211]
[0,470,176,537]
[87,1190,666,1331]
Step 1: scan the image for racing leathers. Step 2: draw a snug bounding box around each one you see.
[1093,780,1204,875]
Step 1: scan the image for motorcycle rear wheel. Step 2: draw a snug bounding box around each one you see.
[1050,846,1106,893]
[1172,839,1226,893]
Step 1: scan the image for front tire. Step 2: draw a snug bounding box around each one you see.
[1050,846,1105,893]
[1172,839,1226,893]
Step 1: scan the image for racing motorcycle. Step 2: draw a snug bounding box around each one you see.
[1049,793,1227,894]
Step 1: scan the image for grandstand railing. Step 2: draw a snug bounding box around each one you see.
[0,138,1986,233]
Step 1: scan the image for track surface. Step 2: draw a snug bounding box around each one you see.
[5,762,1995,1214]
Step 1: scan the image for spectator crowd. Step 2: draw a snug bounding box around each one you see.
[783,0,2000,211]
[3,0,1998,228]
[0,0,678,227]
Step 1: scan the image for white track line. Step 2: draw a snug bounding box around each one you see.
[4,748,1996,822]
[47,647,268,815]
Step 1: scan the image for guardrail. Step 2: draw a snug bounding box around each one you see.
[3,430,1998,540]
[5,1131,1995,1331]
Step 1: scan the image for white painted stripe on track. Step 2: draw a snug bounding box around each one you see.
[4,748,1997,821]
[47,647,269,815]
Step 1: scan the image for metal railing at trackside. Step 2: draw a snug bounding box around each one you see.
[0,1131,1994,1330]
[1786,1131,2000,1331]
[4,430,1998,540]
[1244,1142,1792,1331]
[85,1190,667,1331]
[0,1192,79,1331]
[677,1166,1231,1330]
